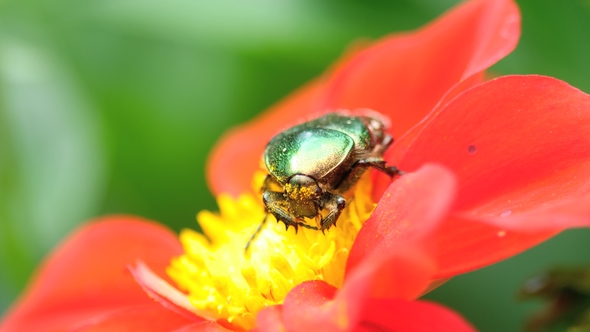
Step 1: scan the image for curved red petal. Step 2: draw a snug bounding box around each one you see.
[68,304,199,332]
[473,193,590,230]
[281,280,353,332]
[433,216,557,278]
[357,299,476,332]
[399,75,590,212]
[394,75,590,277]
[374,76,487,197]
[254,306,286,332]
[319,0,519,139]
[346,248,436,302]
[279,252,434,331]
[343,246,435,303]
[0,216,196,332]
[172,321,234,332]
[130,261,211,320]
[207,0,520,196]
[348,164,457,284]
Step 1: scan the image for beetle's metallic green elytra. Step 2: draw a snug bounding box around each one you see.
[246,111,401,251]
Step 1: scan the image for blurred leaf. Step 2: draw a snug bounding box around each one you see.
[493,0,590,92]
[85,0,460,64]
[518,266,590,332]
[0,27,106,309]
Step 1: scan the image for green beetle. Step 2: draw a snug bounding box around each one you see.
[246,111,401,250]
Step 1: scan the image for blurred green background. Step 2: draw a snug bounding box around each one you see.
[1,0,590,330]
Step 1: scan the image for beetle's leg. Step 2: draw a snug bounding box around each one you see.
[359,158,403,177]
[261,174,281,193]
[335,158,403,193]
[378,133,394,153]
[262,191,319,233]
[370,134,405,176]
[245,213,269,253]
[319,193,346,232]
[314,214,323,230]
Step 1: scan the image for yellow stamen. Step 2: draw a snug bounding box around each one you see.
[167,172,376,330]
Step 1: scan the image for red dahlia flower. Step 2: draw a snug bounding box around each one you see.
[3,0,590,330]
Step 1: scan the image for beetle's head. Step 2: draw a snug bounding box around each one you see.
[284,175,322,218]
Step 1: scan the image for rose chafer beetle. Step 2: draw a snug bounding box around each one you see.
[246,111,401,250]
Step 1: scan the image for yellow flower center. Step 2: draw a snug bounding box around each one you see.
[166,172,376,330]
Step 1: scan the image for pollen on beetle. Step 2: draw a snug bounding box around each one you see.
[284,183,317,200]
[166,172,376,330]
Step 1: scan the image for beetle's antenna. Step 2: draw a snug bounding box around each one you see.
[245,213,269,254]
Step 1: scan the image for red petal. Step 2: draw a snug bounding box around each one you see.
[207,0,520,196]
[279,267,471,332]
[279,251,435,331]
[394,75,590,277]
[348,164,457,288]
[474,193,590,230]
[0,216,197,331]
[343,246,436,303]
[69,304,202,332]
[130,261,213,320]
[254,306,286,332]
[172,321,234,332]
[432,216,557,277]
[357,299,475,332]
[320,0,519,139]
[281,280,350,332]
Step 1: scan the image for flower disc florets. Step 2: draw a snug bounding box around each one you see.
[166,172,376,330]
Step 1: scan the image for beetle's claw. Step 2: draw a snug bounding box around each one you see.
[389,166,405,176]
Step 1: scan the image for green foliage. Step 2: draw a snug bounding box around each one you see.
[516,265,590,331]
